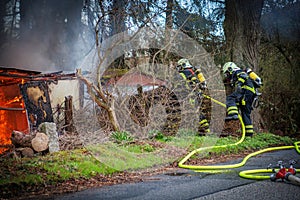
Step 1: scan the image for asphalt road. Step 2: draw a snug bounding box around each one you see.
[50,149,300,200]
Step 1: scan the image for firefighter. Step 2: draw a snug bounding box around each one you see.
[176,58,210,134]
[222,62,261,137]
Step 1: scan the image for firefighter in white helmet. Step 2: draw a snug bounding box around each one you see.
[177,58,211,135]
[222,62,262,136]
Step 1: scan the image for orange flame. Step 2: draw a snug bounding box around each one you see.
[0,85,29,154]
[4,96,22,105]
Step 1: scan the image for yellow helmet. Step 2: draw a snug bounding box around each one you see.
[222,62,240,75]
[177,58,192,69]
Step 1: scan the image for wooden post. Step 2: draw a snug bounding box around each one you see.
[65,96,75,132]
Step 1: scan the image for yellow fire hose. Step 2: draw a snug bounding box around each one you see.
[178,94,300,181]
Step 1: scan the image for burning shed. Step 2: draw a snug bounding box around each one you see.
[0,67,83,154]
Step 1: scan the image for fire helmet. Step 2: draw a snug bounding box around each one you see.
[177,58,192,69]
[222,62,240,75]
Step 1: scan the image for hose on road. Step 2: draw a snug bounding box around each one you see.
[178,94,300,181]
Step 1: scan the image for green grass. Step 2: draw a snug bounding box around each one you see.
[86,142,164,171]
[0,149,116,185]
[164,132,295,159]
[191,132,295,157]
[0,132,297,186]
[124,143,156,153]
[111,131,133,143]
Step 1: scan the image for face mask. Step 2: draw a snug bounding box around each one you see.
[224,71,231,78]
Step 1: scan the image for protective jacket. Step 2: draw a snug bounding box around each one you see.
[178,67,206,90]
[226,69,256,136]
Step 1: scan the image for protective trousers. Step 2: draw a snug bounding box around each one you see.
[198,89,211,134]
[226,89,255,136]
[199,113,210,133]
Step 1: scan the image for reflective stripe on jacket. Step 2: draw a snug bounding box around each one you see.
[234,70,256,94]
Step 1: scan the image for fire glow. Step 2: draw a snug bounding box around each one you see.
[0,67,80,154]
[0,85,29,154]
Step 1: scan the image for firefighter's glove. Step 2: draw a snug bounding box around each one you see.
[199,81,207,90]
[235,84,242,93]
[197,91,204,102]
[198,91,203,98]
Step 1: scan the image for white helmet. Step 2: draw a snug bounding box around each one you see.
[177,58,192,69]
[222,62,240,75]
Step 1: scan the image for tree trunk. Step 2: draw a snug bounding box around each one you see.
[223,0,264,133]
[224,0,264,70]
[223,0,243,64]
[0,0,8,46]
[165,0,173,30]
[76,69,120,132]
[11,131,34,148]
[163,0,174,61]
[110,0,127,35]
[19,147,34,157]
[31,132,49,152]
[11,131,49,153]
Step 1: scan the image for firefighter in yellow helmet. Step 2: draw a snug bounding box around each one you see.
[222,62,262,136]
[177,58,211,135]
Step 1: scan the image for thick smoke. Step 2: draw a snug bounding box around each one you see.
[0,0,94,73]
[0,39,57,72]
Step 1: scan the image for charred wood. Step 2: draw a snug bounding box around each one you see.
[65,96,76,132]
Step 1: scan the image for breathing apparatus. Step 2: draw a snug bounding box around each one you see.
[245,68,263,88]
[177,58,207,88]
[245,67,263,108]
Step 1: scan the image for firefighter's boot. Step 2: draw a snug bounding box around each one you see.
[225,114,238,121]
